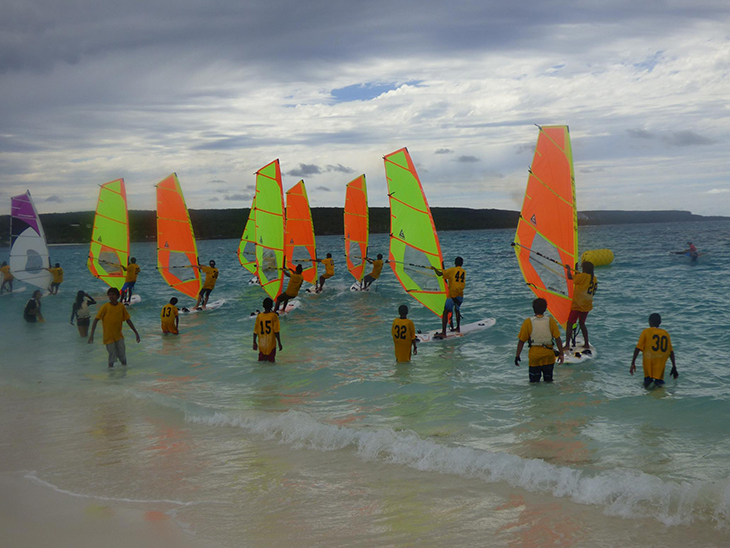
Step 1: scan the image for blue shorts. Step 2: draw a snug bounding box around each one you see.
[121,282,135,292]
[444,296,463,313]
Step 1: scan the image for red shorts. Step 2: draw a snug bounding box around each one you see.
[258,348,276,362]
[567,310,589,325]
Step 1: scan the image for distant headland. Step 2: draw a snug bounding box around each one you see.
[0,208,727,245]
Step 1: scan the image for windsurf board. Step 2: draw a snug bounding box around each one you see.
[416,318,496,343]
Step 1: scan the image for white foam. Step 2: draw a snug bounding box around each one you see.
[182,406,730,528]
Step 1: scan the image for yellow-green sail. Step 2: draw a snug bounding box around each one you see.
[385,148,447,316]
[238,194,257,276]
[87,179,129,289]
[254,160,285,300]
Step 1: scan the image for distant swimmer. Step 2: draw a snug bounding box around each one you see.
[46,263,63,295]
[0,261,13,294]
[432,257,465,339]
[253,297,282,362]
[314,253,335,293]
[686,241,699,262]
[361,253,385,290]
[120,257,141,304]
[161,297,180,334]
[630,313,678,389]
[565,261,597,352]
[515,298,564,383]
[70,291,97,337]
[275,264,303,312]
[88,287,141,368]
[392,304,418,363]
[23,290,45,323]
[191,259,219,309]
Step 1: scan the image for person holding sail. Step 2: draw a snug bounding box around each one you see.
[275,264,304,312]
[0,261,13,294]
[314,253,335,293]
[565,261,597,351]
[120,257,141,304]
[361,253,385,290]
[431,257,465,339]
[191,259,219,309]
[46,262,63,295]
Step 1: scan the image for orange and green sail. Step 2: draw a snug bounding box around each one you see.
[343,174,368,282]
[254,160,285,300]
[285,180,317,284]
[238,194,257,276]
[87,179,129,289]
[513,125,578,328]
[385,148,446,316]
[156,173,201,301]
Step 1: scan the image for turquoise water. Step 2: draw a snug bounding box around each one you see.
[1,221,730,545]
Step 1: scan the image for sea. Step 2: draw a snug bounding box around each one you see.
[1,220,729,547]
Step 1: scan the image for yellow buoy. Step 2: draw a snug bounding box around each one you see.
[580,249,614,267]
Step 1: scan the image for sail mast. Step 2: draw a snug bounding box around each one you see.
[238,194,257,276]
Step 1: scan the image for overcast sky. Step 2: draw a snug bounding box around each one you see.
[1,0,729,215]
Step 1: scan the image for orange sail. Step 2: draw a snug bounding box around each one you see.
[156,173,201,301]
[285,180,317,284]
[513,125,577,327]
[343,175,368,282]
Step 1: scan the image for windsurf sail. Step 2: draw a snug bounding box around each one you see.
[9,191,52,290]
[513,125,578,328]
[285,180,317,284]
[254,160,285,300]
[385,148,447,316]
[87,179,129,289]
[343,174,368,282]
[237,194,257,276]
[156,173,201,301]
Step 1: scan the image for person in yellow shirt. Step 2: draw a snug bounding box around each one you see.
[392,304,418,362]
[46,262,63,294]
[0,261,13,294]
[432,257,465,339]
[253,298,282,362]
[361,253,385,290]
[161,297,180,334]
[314,253,335,293]
[192,259,219,310]
[120,257,141,304]
[88,287,141,368]
[515,298,565,383]
[630,313,678,389]
[565,261,597,352]
[275,264,303,312]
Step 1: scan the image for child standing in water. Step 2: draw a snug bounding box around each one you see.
[565,261,597,351]
[253,297,282,362]
[630,313,678,389]
[70,291,97,336]
[88,287,141,368]
[392,304,418,362]
[23,290,44,323]
[515,298,564,383]
[161,297,180,334]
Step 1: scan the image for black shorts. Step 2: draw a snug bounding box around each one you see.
[199,288,213,298]
[24,314,37,323]
[77,317,90,327]
[50,282,61,289]
[363,275,376,284]
[529,363,554,383]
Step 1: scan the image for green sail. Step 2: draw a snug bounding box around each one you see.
[238,194,257,276]
[385,148,447,316]
[254,160,285,300]
[87,179,129,289]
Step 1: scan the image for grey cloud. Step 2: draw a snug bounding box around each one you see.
[287,164,322,177]
[325,164,355,174]
[316,186,331,192]
[515,143,533,155]
[224,193,252,201]
[627,128,654,140]
[45,195,62,202]
[209,196,220,201]
[454,155,480,163]
[208,179,227,185]
[662,131,717,147]
[435,148,453,154]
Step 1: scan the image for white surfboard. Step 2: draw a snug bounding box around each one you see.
[562,335,597,363]
[0,286,26,297]
[248,277,260,286]
[245,299,301,319]
[416,318,496,343]
[349,282,369,292]
[123,295,142,306]
[181,299,226,314]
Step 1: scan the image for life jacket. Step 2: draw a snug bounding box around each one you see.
[529,316,554,348]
